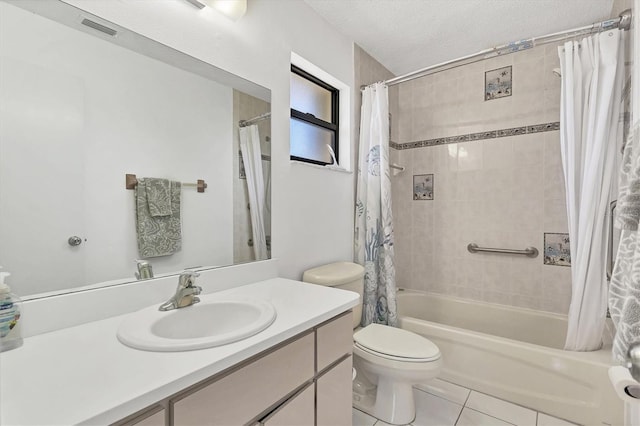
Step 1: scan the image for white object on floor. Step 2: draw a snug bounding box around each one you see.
[456,407,513,426]
[415,378,470,406]
[466,391,537,426]
[353,327,442,425]
[537,412,578,426]
[302,262,442,425]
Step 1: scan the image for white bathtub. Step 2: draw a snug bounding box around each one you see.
[397,290,622,426]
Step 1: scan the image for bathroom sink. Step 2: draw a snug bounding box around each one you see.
[117,299,277,351]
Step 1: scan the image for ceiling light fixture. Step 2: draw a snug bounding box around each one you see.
[183,0,246,21]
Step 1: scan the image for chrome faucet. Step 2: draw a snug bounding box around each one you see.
[135,259,154,280]
[159,271,202,311]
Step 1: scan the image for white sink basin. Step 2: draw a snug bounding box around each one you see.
[117,298,277,352]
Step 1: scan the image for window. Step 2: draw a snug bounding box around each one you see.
[290,64,339,165]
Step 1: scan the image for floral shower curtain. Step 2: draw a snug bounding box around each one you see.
[559,29,624,351]
[355,82,397,327]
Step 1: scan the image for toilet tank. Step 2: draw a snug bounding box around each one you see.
[302,262,364,329]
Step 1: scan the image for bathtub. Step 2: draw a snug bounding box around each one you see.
[397,290,622,426]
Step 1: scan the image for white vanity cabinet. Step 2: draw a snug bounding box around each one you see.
[172,332,315,425]
[117,310,354,426]
[259,383,315,425]
[317,357,353,426]
[316,313,354,426]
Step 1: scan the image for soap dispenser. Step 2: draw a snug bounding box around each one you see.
[0,268,23,352]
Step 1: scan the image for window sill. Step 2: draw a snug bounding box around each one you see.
[290,160,352,174]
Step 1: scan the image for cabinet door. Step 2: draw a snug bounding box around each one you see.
[261,383,314,426]
[172,333,314,425]
[115,407,165,426]
[131,409,165,426]
[316,312,353,372]
[316,356,352,426]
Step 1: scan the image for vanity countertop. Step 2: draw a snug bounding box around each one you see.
[0,278,359,425]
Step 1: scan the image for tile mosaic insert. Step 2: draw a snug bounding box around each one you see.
[485,66,512,101]
[413,174,434,200]
[544,233,571,267]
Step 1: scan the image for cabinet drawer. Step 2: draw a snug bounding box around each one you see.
[172,332,314,425]
[316,356,352,426]
[316,312,353,372]
[261,383,314,426]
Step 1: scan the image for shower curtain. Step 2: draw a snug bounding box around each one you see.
[559,29,624,351]
[239,125,268,261]
[611,0,640,364]
[355,82,397,327]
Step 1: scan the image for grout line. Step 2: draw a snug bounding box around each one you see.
[462,388,472,406]
[470,388,539,416]
[464,407,518,426]
[413,384,467,408]
[453,388,472,426]
[454,407,464,426]
[535,411,539,426]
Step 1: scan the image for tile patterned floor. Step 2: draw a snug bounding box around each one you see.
[352,379,579,426]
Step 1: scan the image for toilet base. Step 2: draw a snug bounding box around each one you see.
[352,349,442,426]
[353,379,416,425]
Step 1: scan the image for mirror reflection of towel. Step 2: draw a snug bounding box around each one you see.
[135,178,182,258]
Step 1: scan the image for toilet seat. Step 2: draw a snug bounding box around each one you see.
[354,324,440,362]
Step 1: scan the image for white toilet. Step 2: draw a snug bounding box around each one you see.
[303,262,442,425]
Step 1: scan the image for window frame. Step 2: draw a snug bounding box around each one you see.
[290,64,339,166]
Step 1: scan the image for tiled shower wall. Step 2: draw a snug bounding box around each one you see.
[390,43,573,314]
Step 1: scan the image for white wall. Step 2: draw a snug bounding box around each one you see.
[57,0,356,280]
[0,3,234,295]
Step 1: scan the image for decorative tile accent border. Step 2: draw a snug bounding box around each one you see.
[391,121,560,150]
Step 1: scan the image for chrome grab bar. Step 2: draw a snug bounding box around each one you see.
[467,243,539,258]
[607,200,617,282]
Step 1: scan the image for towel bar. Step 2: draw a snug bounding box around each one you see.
[467,243,538,258]
[125,174,207,193]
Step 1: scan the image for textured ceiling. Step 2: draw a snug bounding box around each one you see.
[304,0,615,76]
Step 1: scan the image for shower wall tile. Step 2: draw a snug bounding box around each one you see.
[390,41,572,315]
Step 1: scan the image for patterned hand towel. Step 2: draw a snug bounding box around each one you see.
[135,178,182,258]
[617,124,640,230]
[145,178,172,217]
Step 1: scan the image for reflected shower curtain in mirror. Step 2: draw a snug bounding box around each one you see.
[558,29,624,351]
[239,125,268,260]
[355,82,397,327]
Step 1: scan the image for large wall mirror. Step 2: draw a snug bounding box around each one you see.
[0,0,271,299]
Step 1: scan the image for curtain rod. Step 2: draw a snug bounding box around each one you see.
[239,112,271,127]
[363,9,632,89]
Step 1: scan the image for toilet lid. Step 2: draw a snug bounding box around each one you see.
[353,324,440,361]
